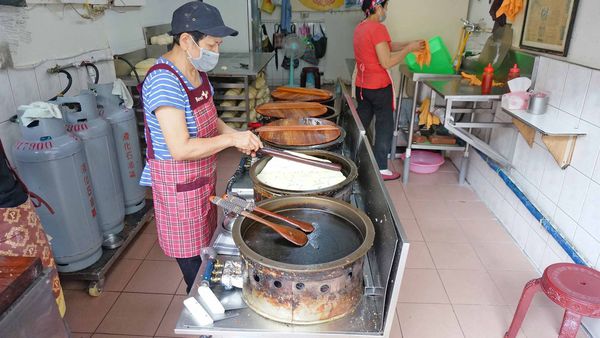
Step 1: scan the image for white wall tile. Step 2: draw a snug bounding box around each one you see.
[554,208,578,242]
[490,127,518,160]
[511,135,531,174]
[539,58,569,108]
[525,227,547,269]
[0,70,17,123]
[570,120,600,177]
[496,197,516,229]
[34,61,63,101]
[533,57,550,93]
[572,227,600,265]
[525,143,547,188]
[540,244,562,269]
[557,167,590,221]
[547,237,574,264]
[560,64,592,118]
[579,180,600,241]
[539,150,567,204]
[7,68,41,107]
[536,192,557,222]
[511,170,540,208]
[512,213,532,248]
[581,70,600,128]
[594,155,600,184]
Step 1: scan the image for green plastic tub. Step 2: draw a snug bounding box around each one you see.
[405,36,454,75]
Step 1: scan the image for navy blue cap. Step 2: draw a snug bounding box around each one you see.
[170,1,238,37]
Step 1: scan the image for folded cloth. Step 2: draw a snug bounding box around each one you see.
[418,98,441,130]
[414,40,431,69]
[112,78,134,109]
[19,102,62,126]
[496,0,523,21]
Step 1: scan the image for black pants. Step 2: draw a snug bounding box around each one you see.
[176,255,202,294]
[356,85,394,170]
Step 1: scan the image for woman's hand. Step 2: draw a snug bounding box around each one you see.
[408,40,426,52]
[229,131,263,156]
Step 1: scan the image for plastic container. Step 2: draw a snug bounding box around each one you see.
[405,36,454,75]
[400,150,445,174]
[481,63,494,95]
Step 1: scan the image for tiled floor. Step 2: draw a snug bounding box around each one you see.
[62,151,589,337]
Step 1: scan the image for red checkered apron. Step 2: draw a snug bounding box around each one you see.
[143,64,217,258]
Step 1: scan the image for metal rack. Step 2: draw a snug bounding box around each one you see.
[394,65,465,184]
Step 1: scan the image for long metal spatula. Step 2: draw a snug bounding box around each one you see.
[223,194,314,233]
[210,196,308,246]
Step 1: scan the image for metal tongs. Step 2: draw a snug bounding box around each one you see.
[224,194,314,233]
[209,195,309,246]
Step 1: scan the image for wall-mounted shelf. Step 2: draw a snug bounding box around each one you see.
[503,108,586,169]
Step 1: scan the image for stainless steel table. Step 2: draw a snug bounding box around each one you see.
[395,65,461,184]
[174,80,410,338]
[422,78,512,184]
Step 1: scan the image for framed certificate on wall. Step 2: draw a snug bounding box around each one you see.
[520,0,580,56]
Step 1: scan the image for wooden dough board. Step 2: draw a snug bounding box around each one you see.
[271,87,333,102]
[259,118,341,146]
[256,102,328,119]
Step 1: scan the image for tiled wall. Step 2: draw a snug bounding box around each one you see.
[0,49,116,162]
[462,55,600,335]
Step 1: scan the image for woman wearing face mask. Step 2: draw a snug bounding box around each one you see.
[140,1,263,294]
[353,0,425,180]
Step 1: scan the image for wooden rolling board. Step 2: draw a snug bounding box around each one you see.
[256,102,328,119]
[271,87,333,102]
[258,118,341,146]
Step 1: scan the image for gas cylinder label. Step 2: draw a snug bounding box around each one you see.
[66,123,89,132]
[81,163,97,218]
[15,141,53,151]
[123,132,137,178]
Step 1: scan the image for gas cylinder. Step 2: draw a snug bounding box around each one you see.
[90,83,146,215]
[56,92,125,249]
[12,116,103,272]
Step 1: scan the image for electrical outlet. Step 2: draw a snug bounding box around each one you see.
[0,43,13,70]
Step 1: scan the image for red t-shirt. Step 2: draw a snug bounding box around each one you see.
[353,20,392,89]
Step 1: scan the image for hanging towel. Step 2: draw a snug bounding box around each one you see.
[490,0,507,27]
[418,98,441,130]
[19,102,62,126]
[496,0,523,21]
[280,0,292,33]
[112,78,134,109]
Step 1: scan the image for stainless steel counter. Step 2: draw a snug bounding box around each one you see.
[424,78,508,101]
[174,81,410,337]
[210,52,274,77]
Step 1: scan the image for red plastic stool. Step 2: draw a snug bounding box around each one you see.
[505,263,600,338]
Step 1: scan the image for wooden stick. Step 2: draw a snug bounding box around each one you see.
[258,147,342,171]
[255,125,340,133]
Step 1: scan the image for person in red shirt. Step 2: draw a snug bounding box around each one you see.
[353,0,424,180]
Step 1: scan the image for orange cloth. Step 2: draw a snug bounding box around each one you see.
[496,0,523,21]
[461,72,504,87]
[414,41,431,69]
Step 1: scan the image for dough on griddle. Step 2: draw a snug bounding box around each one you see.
[257,152,346,191]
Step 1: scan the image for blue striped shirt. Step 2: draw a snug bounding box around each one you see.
[139,57,212,186]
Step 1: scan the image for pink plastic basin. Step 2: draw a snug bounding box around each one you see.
[400,150,445,174]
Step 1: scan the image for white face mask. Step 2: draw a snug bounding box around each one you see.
[379,8,387,22]
[186,39,220,72]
